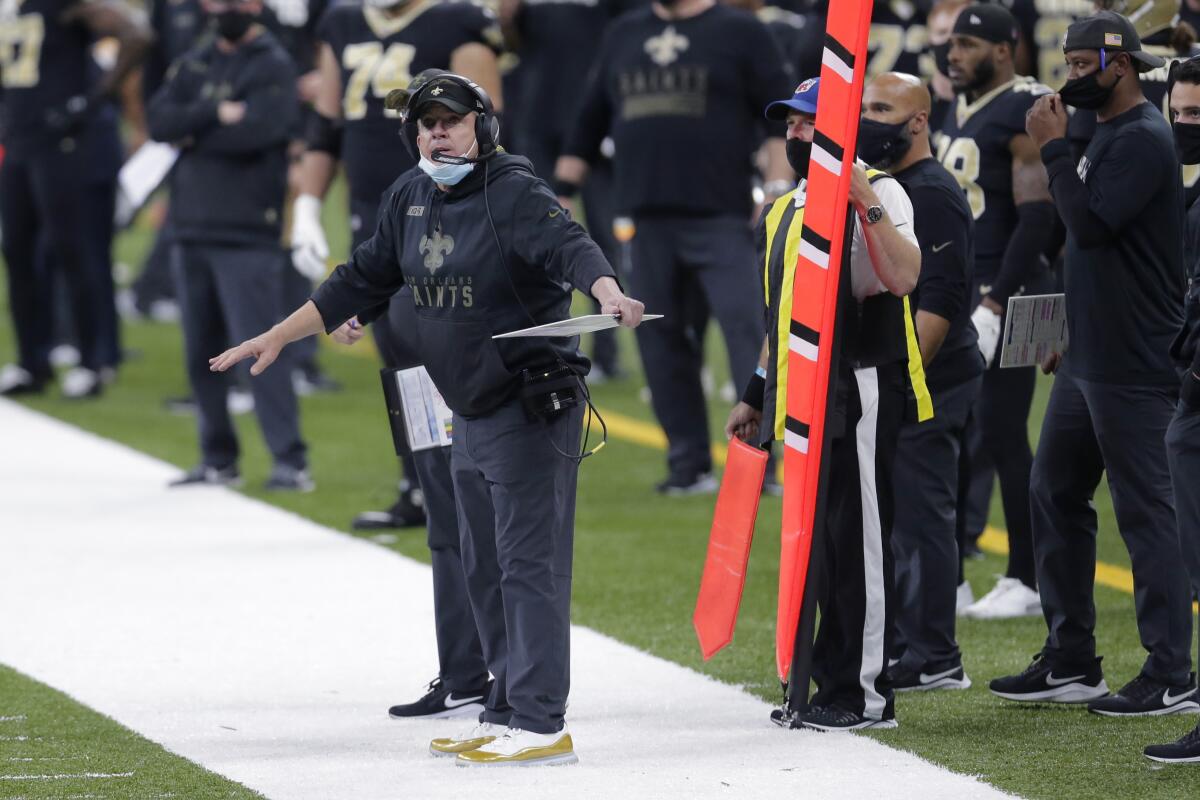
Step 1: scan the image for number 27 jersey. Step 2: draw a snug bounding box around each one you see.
[935,77,1051,269]
[317,0,501,203]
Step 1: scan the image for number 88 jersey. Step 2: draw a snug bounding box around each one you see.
[934,76,1051,269]
[317,0,501,204]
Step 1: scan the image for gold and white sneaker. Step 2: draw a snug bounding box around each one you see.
[429,721,504,758]
[455,726,578,767]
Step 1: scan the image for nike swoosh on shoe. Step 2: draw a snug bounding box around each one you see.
[919,667,961,685]
[444,694,484,710]
[1163,687,1197,705]
[1045,673,1088,687]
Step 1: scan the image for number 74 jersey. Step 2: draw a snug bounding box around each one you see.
[317,0,501,202]
[934,76,1052,267]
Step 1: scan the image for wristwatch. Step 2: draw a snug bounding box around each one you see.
[864,204,884,225]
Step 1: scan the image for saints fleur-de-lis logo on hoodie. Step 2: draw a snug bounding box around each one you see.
[419,228,454,273]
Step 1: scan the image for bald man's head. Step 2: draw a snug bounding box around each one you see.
[864,72,932,119]
[859,73,932,169]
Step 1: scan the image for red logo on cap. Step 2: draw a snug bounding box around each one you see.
[796,78,817,94]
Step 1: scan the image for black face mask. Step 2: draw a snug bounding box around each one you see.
[786,138,812,179]
[1059,68,1116,110]
[858,116,915,169]
[931,42,952,77]
[1175,122,1200,165]
[216,10,254,42]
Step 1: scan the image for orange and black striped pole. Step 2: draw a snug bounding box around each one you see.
[776,0,876,686]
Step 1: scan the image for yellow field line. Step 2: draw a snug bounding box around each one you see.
[603,406,1164,604]
[328,344,1157,605]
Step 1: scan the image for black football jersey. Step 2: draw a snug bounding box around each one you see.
[317,0,501,203]
[261,0,329,73]
[867,0,928,79]
[936,76,1051,274]
[0,0,94,153]
[1029,0,1092,88]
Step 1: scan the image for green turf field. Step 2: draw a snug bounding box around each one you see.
[1,188,1197,799]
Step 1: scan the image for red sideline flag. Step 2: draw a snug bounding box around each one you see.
[776,0,875,681]
[693,437,769,660]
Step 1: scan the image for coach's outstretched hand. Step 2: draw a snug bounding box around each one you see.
[210,331,284,376]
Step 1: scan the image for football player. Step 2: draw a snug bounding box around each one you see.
[938,3,1057,619]
[0,0,152,397]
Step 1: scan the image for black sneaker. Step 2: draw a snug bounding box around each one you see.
[989,653,1109,704]
[795,704,898,731]
[169,464,242,488]
[264,465,315,493]
[655,471,719,496]
[388,678,490,720]
[1087,672,1198,717]
[0,364,47,396]
[890,660,972,692]
[351,486,426,530]
[1145,722,1200,763]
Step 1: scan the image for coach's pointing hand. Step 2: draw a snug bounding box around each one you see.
[210,331,284,376]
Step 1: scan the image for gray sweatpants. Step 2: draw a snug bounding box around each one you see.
[892,374,981,670]
[171,243,306,471]
[451,399,583,734]
[1031,371,1192,683]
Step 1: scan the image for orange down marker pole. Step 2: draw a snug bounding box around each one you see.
[776,0,876,682]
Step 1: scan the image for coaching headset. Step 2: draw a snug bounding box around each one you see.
[385,70,500,163]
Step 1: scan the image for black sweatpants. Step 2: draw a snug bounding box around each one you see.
[629,214,764,477]
[171,242,307,471]
[810,363,906,721]
[415,445,487,692]
[962,275,1050,587]
[1031,371,1192,683]
[1167,400,1200,601]
[0,148,119,375]
[892,374,981,670]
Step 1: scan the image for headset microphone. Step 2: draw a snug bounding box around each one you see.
[430,151,482,166]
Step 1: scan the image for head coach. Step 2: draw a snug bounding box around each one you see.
[990,10,1196,716]
[210,72,645,766]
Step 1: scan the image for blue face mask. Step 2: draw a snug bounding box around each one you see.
[418,141,478,185]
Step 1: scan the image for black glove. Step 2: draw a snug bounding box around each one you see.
[43,94,91,138]
[1182,369,1200,410]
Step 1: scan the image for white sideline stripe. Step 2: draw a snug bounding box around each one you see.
[822,47,854,83]
[0,772,134,781]
[0,400,1016,800]
[0,716,27,722]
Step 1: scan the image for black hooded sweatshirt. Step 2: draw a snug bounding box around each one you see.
[311,152,616,417]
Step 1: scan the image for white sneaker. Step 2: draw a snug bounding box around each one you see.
[955,581,974,617]
[0,364,38,394]
[429,721,506,758]
[455,726,578,767]
[227,388,255,415]
[49,344,80,368]
[61,367,100,399]
[964,577,1041,620]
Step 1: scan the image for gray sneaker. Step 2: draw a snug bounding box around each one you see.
[265,465,315,493]
[169,464,242,488]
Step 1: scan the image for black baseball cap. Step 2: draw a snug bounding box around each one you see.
[383,71,486,118]
[1064,10,1166,69]
[952,3,1019,45]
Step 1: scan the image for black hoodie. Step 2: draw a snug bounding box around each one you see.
[148,29,298,246]
[311,152,616,417]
